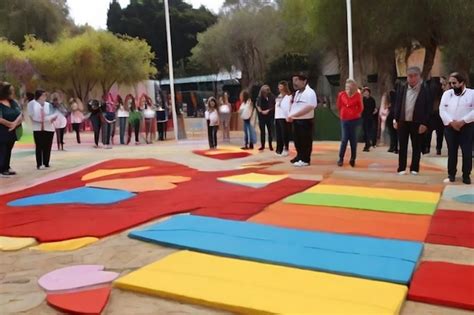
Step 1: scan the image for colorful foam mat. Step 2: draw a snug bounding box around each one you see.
[0,159,315,242]
[249,202,432,242]
[217,172,288,188]
[425,210,474,248]
[47,287,111,315]
[322,178,444,192]
[192,149,251,160]
[115,251,408,315]
[285,192,437,215]
[408,261,474,310]
[129,215,423,284]
[30,237,99,252]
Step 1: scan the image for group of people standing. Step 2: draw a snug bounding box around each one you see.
[205,72,318,167]
[336,67,473,184]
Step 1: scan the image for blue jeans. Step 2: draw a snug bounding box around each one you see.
[339,118,359,161]
[243,119,256,145]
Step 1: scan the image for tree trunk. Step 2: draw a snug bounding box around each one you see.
[377,53,396,96]
[421,37,438,80]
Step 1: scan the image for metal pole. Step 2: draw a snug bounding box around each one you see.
[164,0,179,141]
[346,0,354,79]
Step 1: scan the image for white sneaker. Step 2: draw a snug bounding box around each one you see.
[37,165,46,170]
[293,160,309,167]
[398,170,407,175]
[275,152,282,157]
[411,171,418,175]
[281,150,289,157]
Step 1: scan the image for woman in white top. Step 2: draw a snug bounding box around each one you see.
[205,97,219,149]
[115,95,129,145]
[142,96,156,144]
[219,92,232,142]
[51,95,68,151]
[239,89,256,149]
[70,98,84,144]
[275,81,292,156]
[28,89,58,170]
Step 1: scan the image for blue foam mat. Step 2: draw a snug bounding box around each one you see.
[8,187,136,206]
[129,215,423,284]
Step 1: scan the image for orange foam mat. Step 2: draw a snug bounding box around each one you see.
[321,178,444,193]
[249,201,432,242]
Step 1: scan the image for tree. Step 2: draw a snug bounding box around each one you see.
[191,4,285,88]
[0,0,74,46]
[106,0,217,76]
[0,38,36,89]
[23,30,157,102]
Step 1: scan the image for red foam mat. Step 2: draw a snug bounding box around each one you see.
[0,159,314,242]
[425,210,474,248]
[408,261,474,310]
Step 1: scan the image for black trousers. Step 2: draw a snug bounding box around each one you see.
[90,114,102,146]
[372,115,379,146]
[258,114,274,148]
[423,111,444,153]
[103,122,113,145]
[275,118,291,153]
[0,140,15,173]
[362,116,373,148]
[397,121,423,172]
[128,122,140,143]
[386,119,398,151]
[33,131,54,168]
[157,122,166,140]
[293,119,313,163]
[72,123,81,143]
[445,123,473,179]
[55,127,65,150]
[208,125,218,149]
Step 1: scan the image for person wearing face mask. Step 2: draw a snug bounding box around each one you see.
[336,79,364,167]
[28,89,58,170]
[393,66,432,175]
[439,72,474,184]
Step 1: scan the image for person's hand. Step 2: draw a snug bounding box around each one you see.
[393,121,398,130]
[451,120,465,131]
[50,116,57,123]
[262,109,270,115]
[418,124,428,134]
[287,116,293,123]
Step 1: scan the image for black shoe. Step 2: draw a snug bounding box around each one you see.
[393,150,399,154]
[258,147,265,151]
[422,149,430,155]
[436,150,441,155]
[241,145,248,150]
[363,148,370,152]
[463,176,471,185]
[388,148,394,153]
[337,160,343,167]
[269,146,274,151]
[349,160,355,167]
[290,157,298,164]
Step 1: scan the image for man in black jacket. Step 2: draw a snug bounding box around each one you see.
[393,66,432,175]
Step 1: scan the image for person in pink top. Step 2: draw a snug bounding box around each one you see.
[336,79,364,167]
[70,98,84,144]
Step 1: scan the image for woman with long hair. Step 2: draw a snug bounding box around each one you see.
[219,92,231,142]
[141,95,156,144]
[255,85,275,151]
[239,90,256,150]
[274,81,292,156]
[51,95,68,151]
[29,89,58,169]
[205,97,219,149]
[0,82,22,176]
[70,98,84,144]
[116,95,129,145]
[88,99,105,148]
[126,95,142,145]
[336,79,364,167]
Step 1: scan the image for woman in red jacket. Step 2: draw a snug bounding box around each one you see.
[337,79,364,167]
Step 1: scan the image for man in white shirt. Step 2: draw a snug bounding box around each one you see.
[439,72,474,184]
[287,72,318,167]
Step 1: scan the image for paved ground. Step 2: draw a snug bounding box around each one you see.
[1,131,472,314]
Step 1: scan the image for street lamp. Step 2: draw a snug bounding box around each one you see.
[164,0,179,141]
[346,0,354,80]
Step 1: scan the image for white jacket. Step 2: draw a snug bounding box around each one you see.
[28,100,57,132]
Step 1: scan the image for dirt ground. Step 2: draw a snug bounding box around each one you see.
[1,131,472,315]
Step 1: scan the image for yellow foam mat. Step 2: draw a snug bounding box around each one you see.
[204,147,244,155]
[307,184,440,203]
[115,251,407,314]
[86,176,191,192]
[30,237,99,251]
[218,173,288,184]
[81,167,151,181]
[0,236,37,251]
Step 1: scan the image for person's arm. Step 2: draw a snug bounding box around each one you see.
[459,93,474,124]
[358,94,364,116]
[0,107,13,129]
[290,92,317,119]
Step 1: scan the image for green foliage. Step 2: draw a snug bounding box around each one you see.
[191,4,285,88]
[0,0,73,46]
[106,0,217,76]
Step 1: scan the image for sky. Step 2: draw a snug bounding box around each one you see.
[67,0,225,29]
